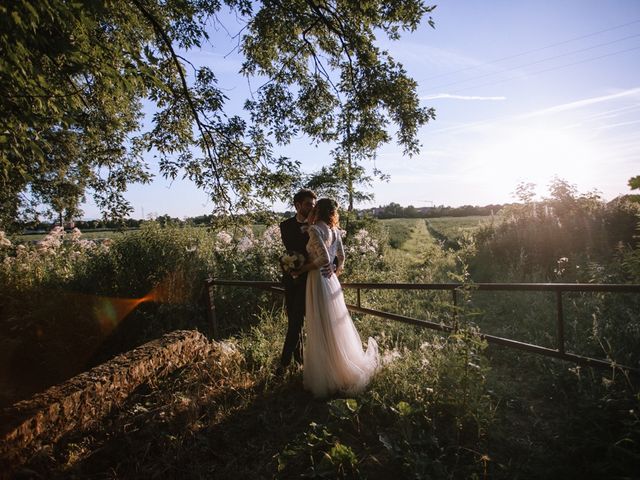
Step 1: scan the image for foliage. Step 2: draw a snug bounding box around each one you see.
[372,202,502,219]
[0,222,285,405]
[381,217,415,248]
[4,211,640,478]
[1,0,435,231]
[472,178,640,282]
[305,159,378,212]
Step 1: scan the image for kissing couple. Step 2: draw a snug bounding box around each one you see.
[278,189,379,398]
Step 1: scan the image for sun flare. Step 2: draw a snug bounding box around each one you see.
[470,126,602,194]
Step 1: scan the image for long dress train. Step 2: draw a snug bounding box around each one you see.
[303,222,379,398]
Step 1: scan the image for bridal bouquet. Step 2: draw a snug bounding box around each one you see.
[279,250,305,276]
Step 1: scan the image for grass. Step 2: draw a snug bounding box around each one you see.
[426,216,492,249]
[381,218,437,262]
[20,309,494,479]
[426,216,493,238]
[9,218,640,479]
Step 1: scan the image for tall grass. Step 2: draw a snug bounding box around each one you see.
[4,204,640,478]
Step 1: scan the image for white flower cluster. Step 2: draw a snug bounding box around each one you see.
[237,236,254,252]
[0,226,107,286]
[554,256,569,277]
[346,228,378,255]
[37,225,65,252]
[381,347,403,365]
[261,225,281,251]
[215,231,233,248]
[69,227,82,242]
[214,227,259,253]
[0,230,11,248]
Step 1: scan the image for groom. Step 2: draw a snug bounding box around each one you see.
[278,188,317,372]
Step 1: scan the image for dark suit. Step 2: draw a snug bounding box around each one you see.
[279,216,309,367]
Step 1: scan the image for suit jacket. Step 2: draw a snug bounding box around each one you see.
[279,216,310,260]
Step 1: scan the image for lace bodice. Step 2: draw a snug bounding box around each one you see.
[306,221,345,271]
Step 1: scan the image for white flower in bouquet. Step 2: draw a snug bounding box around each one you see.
[279,250,305,275]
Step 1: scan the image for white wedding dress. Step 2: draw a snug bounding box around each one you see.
[303,221,379,398]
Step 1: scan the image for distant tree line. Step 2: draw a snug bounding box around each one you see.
[368,202,504,219]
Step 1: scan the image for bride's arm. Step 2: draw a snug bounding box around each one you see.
[335,229,345,276]
[296,226,331,274]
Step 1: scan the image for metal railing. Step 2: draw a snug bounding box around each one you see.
[204,279,640,373]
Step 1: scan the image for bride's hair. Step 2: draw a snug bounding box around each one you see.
[314,198,339,228]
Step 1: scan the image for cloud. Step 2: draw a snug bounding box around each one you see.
[519,87,640,119]
[421,93,507,101]
[384,42,489,73]
[598,119,640,131]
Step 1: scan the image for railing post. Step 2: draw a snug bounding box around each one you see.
[452,288,458,330]
[357,288,361,308]
[556,290,565,355]
[205,278,218,339]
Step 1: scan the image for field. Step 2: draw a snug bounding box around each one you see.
[426,215,493,240]
[382,216,491,250]
[2,214,639,478]
[14,217,489,244]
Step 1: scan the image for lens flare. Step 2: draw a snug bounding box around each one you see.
[93,296,147,334]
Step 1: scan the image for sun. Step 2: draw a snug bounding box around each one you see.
[469,125,602,195]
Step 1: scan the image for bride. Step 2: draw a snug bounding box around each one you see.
[295,198,379,398]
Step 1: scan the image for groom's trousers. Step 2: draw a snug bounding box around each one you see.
[280,273,307,367]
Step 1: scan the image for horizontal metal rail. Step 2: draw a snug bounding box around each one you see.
[204,279,640,373]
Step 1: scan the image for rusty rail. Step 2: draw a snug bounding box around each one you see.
[204,279,640,373]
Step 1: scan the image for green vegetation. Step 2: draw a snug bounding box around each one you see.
[2,182,639,478]
[15,229,134,243]
[426,215,493,248]
[1,0,434,230]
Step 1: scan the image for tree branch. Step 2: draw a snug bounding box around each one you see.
[129,0,231,208]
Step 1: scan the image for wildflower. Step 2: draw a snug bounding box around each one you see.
[215,231,233,245]
[39,226,65,251]
[346,228,378,256]
[554,256,569,277]
[79,239,96,250]
[237,236,253,253]
[261,225,281,250]
[69,227,82,242]
[0,231,11,248]
[381,348,402,365]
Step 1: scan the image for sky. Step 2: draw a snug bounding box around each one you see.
[82,0,640,218]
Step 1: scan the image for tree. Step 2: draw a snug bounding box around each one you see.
[1,0,435,230]
[629,175,640,191]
